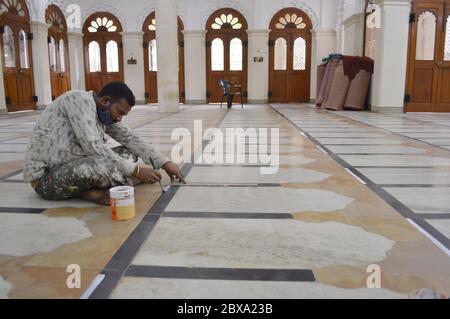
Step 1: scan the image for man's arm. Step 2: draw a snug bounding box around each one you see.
[105,122,170,169]
[62,96,137,176]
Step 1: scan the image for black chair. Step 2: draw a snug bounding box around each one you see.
[218,79,244,109]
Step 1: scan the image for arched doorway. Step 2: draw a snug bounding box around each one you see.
[405,0,450,112]
[142,12,185,104]
[83,12,124,93]
[46,4,70,100]
[0,0,36,112]
[205,8,248,103]
[269,8,312,103]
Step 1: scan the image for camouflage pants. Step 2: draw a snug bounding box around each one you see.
[33,146,138,201]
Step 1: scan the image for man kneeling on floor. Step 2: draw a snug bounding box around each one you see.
[23,81,183,205]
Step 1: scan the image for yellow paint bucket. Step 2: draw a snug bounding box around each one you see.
[110,186,135,221]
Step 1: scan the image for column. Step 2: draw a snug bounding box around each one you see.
[68,31,86,91]
[30,21,52,109]
[371,0,412,114]
[311,29,337,101]
[247,30,269,104]
[121,32,146,104]
[342,13,365,56]
[183,30,207,104]
[0,45,7,114]
[155,0,179,113]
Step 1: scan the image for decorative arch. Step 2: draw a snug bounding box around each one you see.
[142,11,186,104]
[0,0,36,112]
[83,11,123,34]
[201,1,250,31]
[205,7,248,31]
[268,7,312,103]
[269,7,313,31]
[83,11,124,93]
[267,1,318,30]
[82,3,124,32]
[46,4,67,31]
[205,7,248,104]
[0,0,30,20]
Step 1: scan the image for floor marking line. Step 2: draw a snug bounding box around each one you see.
[162,211,293,219]
[125,265,316,282]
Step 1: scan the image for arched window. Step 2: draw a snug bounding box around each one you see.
[48,36,57,71]
[148,39,157,71]
[293,37,306,70]
[88,41,101,72]
[2,25,15,67]
[416,11,437,60]
[444,16,450,61]
[59,39,65,72]
[106,40,119,72]
[229,38,242,71]
[211,38,224,71]
[18,29,28,68]
[274,37,287,70]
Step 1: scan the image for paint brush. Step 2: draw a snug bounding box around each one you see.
[149,157,166,193]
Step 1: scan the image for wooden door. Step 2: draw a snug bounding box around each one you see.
[46,4,70,100]
[83,12,124,93]
[142,13,185,104]
[269,8,312,103]
[406,0,450,112]
[0,0,36,112]
[205,8,248,103]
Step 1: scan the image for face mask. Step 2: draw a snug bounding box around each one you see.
[97,103,114,126]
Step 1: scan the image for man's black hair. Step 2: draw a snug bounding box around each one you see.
[98,81,135,107]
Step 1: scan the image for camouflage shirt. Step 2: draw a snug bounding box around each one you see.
[23,90,169,183]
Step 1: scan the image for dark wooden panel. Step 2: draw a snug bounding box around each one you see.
[412,68,434,103]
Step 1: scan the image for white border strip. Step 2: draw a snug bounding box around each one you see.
[344,168,367,185]
[80,274,106,299]
[316,145,328,154]
[406,219,450,257]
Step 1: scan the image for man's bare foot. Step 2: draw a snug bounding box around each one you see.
[81,189,110,206]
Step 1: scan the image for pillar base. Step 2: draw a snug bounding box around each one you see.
[36,104,50,111]
[248,99,268,104]
[0,108,7,115]
[371,106,404,114]
[185,99,207,105]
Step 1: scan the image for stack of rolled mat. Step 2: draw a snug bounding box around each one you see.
[316,54,374,111]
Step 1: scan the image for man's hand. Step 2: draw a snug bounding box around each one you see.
[162,161,185,183]
[134,166,162,184]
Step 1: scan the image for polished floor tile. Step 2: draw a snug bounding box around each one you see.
[340,155,450,167]
[165,187,353,213]
[131,218,394,269]
[111,277,406,299]
[186,167,329,184]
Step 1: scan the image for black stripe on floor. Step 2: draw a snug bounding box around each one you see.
[125,265,316,282]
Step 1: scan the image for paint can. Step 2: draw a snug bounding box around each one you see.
[109,186,135,221]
